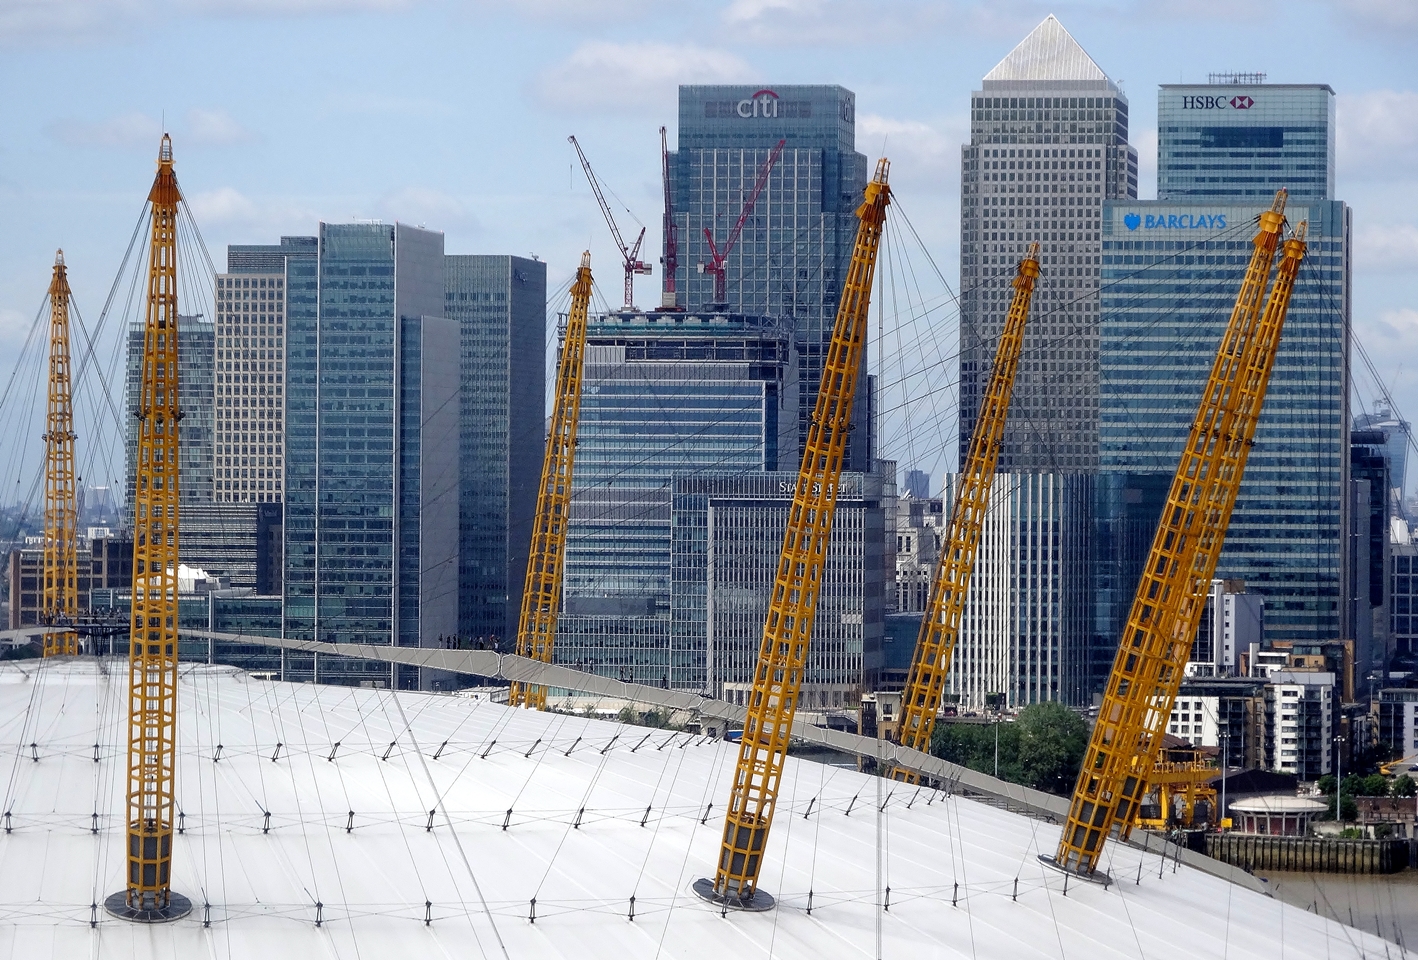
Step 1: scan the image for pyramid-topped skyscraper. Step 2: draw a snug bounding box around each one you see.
[958,14,1136,474]
[947,16,1137,710]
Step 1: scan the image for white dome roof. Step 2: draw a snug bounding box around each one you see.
[0,660,1393,958]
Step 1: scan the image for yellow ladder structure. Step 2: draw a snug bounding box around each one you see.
[892,242,1040,776]
[1054,194,1307,876]
[109,134,191,922]
[509,253,594,709]
[702,158,891,907]
[42,250,79,658]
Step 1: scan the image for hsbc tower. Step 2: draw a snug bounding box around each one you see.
[1157,79,1335,203]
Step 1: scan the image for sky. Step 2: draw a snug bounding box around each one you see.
[0,0,1415,504]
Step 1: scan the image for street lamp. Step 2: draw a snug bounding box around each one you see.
[1219,732,1229,832]
[1333,734,1346,827]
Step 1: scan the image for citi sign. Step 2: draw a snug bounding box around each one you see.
[738,89,780,118]
[1181,95,1255,110]
[1123,212,1228,231]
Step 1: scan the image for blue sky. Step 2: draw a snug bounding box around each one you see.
[1,0,1415,495]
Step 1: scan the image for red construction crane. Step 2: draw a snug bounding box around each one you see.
[699,138,785,308]
[657,126,682,311]
[568,134,651,310]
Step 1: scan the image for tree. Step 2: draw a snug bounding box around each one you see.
[1015,702,1088,795]
[1316,774,1337,795]
[931,719,1022,784]
[1393,774,1416,798]
[1358,773,1390,797]
[1324,794,1358,822]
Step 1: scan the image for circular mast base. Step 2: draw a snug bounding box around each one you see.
[692,877,776,912]
[104,890,193,923]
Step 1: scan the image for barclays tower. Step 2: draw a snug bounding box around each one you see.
[1099,81,1351,682]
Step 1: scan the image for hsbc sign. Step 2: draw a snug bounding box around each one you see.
[1181,94,1255,109]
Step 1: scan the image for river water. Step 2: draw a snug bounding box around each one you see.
[1255,869,1418,952]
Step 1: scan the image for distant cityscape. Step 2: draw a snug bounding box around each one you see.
[5,15,1417,789]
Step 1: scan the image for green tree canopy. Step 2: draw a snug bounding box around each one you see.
[1392,774,1416,798]
[1016,702,1088,794]
[931,703,1088,796]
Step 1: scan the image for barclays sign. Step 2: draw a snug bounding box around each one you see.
[1122,212,1228,231]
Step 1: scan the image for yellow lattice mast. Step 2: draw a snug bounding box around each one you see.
[1053,193,1306,877]
[42,250,79,658]
[892,242,1040,776]
[107,134,191,922]
[697,158,891,908]
[509,252,594,709]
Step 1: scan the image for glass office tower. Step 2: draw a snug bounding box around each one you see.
[1101,79,1351,648]
[673,85,870,471]
[444,255,546,646]
[125,313,214,510]
[282,223,460,687]
[1157,81,1334,204]
[671,471,884,704]
[554,310,798,688]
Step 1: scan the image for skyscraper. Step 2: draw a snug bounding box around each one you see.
[958,14,1137,471]
[1157,78,1333,204]
[1100,81,1350,650]
[125,313,214,510]
[216,235,317,504]
[671,471,884,705]
[948,15,1134,706]
[444,255,546,645]
[555,310,798,687]
[282,223,459,687]
[672,85,871,470]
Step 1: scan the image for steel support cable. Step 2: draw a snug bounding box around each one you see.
[650,739,732,960]
[524,230,1230,552]
[347,688,438,915]
[629,724,694,904]
[880,210,962,482]
[389,688,509,960]
[266,681,328,929]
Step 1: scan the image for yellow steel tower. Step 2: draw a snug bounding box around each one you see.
[892,242,1040,775]
[510,252,594,709]
[42,250,79,658]
[697,159,891,908]
[107,134,192,921]
[1053,194,1306,877]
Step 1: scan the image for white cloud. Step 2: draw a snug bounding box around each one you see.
[720,0,945,45]
[1332,0,1418,32]
[188,186,259,224]
[377,186,477,232]
[186,108,256,146]
[44,107,257,151]
[0,0,415,41]
[533,41,754,113]
[858,113,957,175]
[46,112,162,149]
[1355,222,1418,274]
[1365,307,1418,343]
[1338,89,1418,181]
